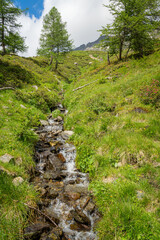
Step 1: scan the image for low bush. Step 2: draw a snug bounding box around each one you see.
[140,79,160,107]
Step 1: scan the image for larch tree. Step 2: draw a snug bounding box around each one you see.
[0,0,27,55]
[101,0,160,60]
[37,7,73,69]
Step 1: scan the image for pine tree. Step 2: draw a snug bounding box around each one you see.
[101,0,160,60]
[37,7,73,69]
[0,0,27,55]
[6,32,28,54]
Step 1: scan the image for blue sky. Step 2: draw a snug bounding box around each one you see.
[15,0,44,18]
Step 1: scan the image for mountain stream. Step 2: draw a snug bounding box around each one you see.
[25,105,99,240]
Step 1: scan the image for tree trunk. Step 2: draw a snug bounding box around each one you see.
[125,43,131,59]
[55,59,58,70]
[49,55,53,65]
[1,15,6,55]
[119,41,123,61]
[107,52,110,65]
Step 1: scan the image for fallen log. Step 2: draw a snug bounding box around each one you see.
[72,79,98,92]
[0,87,15,91]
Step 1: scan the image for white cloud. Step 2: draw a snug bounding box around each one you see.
[19,0,112,57]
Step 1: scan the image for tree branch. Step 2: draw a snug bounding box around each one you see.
[24,203,58,227]
[72,79,99,92]
[0,87,15,91]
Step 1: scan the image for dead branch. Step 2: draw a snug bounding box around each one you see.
[72,79,99,92]
[24,203,58,227]
[0,87,15,91]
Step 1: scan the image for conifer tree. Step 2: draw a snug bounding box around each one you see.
[0,0,26,55]
[37,7,72,69]
[101,0,160,60]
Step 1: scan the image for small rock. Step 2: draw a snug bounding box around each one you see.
[40,120,48,126]
[24,222,50,239]
[137,190,144,200]
[115,162,123,168]
[15,157,23,166]
[0,153,14,163]
[65,185,88,194]
[133,107,147,113]
[0,166,15,176]
[63,131,74,137]
[45,207,60,225]
[70,208,91,227]
[3,105,9,109]
[20,104,26,109]
[54,116,63,122]
[84,201,95,214]
[102,176,117,184]
[64,192,81,201]
[74,62,78,65]
[32,85,38,90]
[57,153,66,163]
[12,177,24,186]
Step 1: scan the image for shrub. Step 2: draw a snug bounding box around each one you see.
[140,79,160,107]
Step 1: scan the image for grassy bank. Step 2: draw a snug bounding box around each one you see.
[0,50,160,239]
[0,55,61,239]
[64,50,160,239]
[0,51,94,239]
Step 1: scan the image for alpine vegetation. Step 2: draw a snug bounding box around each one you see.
[37,7,73,69]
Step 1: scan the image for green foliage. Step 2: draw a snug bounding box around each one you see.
[101,0,160,59]
[6,32,28,54]
[0,0,27,55]
[16,88,59,113]
[0,54,62,240]
[64,50,160,239]
[37,6,72,69]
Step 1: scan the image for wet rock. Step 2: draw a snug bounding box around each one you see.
[70,222,91,232]
[47,227,63,240]
[65,185,88,194]
[24,222,50,239]
[12,177,24,186]
[64,192,81,201]
[0,153,14,163]
[38,199,51,208]
[45,207,60,225]
[50,146,56,153]
[79,197,90,209]
[54,116,63,122]
[43,171,64,181]
[48,155,63,170]
[57,153,66,163]
[84,201,95,214]
[70,208,91,227]
[40,120,49,126]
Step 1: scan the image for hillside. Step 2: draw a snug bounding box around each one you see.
[64,51,160,239]
[0,50,160,239]
[0,52,93,239]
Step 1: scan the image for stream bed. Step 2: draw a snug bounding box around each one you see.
[25,105,99,240]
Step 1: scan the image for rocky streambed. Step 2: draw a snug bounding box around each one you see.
[25,105,99,240]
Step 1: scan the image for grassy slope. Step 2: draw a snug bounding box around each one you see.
[64,51,160,239]
[0,52,93,240]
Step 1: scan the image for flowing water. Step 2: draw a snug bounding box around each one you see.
[27,105,99,240]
